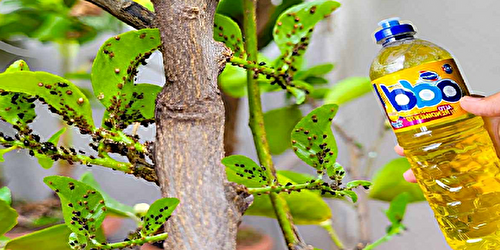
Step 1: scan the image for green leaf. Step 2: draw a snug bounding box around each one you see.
[339,190,358,203]
[346,180,372,190]
[273,0,340,71]
[31,216,62,227]
[277,170,315,183]
[218,64,247,97]
[79,172,135,218]
[214,14,245,58]
[291,104,338,170]
[133,0,154,11]
[0,187,12,205]
[305,76,328,85]
[43,176,107,239]
[5,60,30,72]
[63,72,91,80]
[264,106,303,155]
[309,88,329,100]
[222,155,267,188]
[257,0,304,49]
[32,14,72,42]
[91,29,161,128]
[0,71,94,132]
[295,63,334,80]
[141,198,180,236]
[0,146,16,163]
[324,77,371,105]
[386,192,410,226]
[369,158,425,203]
[287,86,306,104]
[0,60,36,126]
[1,235,9,249]
[0,199,17,236]
[35,127,66,169]
[245,173,331,225]
[5,224,72,250]
[216,0,243,20]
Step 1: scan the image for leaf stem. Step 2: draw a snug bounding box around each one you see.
[97,232,169,249]
[319,220,345,250]
[0,136,157,183]
[247,180,338,195]
[242,0,301,249]
[229,56,281,78]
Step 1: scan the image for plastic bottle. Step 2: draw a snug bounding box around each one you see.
[370,17,500,250]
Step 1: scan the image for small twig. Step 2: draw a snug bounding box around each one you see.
[96,232,169,249]
[363,119,388,177]
[85,0,155,29]
[242,0,304,249]
[332,122,363,157]
[0,135,158,183]
[247,179,338,195]
[349,144,371,246]
[319,220,345,250]
[132,122,140,135]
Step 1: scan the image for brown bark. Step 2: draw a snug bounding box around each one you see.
[222,93,240,156]
[152,1,251,249]
[85,0,154,29]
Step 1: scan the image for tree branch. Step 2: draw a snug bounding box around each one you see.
[242,1,308,249]
[85,0,155,29]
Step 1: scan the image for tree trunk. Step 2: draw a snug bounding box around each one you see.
[152,1,250,249]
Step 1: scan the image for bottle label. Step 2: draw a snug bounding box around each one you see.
[372,59,470,132]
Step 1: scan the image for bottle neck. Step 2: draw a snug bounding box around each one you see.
[382,34,415,47]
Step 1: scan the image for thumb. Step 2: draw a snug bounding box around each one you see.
[460,93,500,117]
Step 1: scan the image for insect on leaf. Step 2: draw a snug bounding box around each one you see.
[214,14,245,58]
[0,71,94,133]
[79,172,135,218]
[43,176,107,240]
[346,180,372,190]
[35,127,66,169]
[91,29,162,128]
[326,162,344,181]
[222,155,267,188]
[141,198,180,236]
[0,60,36,126]
[245,173,331,225]
[273,0,340,71]
[291,104,338,170]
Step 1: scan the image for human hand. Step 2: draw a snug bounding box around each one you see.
[396,94,500,183]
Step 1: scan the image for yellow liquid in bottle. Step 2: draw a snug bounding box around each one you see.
[370,38,500,250]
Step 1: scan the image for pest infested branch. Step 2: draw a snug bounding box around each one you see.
[0,127,158,183]
[85,0,155,29]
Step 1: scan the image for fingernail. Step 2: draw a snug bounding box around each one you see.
[462,96,483,102]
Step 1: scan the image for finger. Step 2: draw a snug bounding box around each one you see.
[394,145,405,156]
[461,93,500,117]
[403,169,417,183]
[482,116,500,157]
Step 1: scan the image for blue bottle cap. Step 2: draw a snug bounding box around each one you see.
[374,17,416,44]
